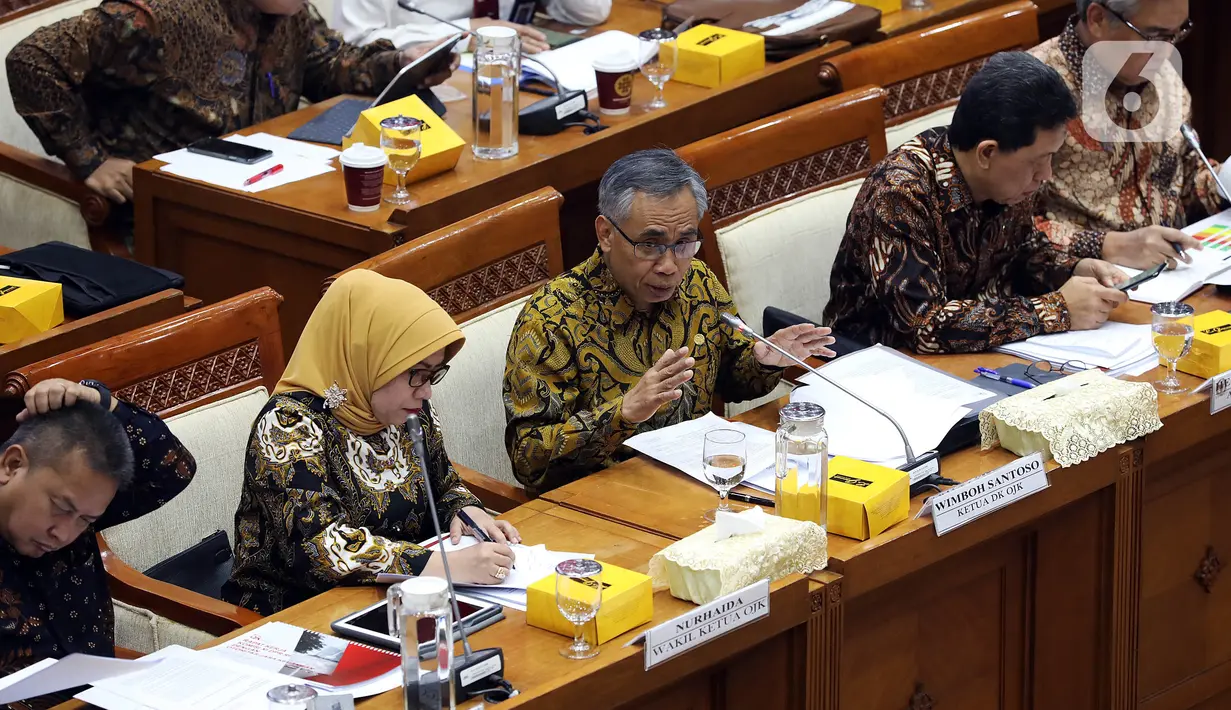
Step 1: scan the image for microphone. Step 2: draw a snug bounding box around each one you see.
[395,0,597,135]
[1182,124,1231,204]
[405,412,510,700]
[719,312,943,483]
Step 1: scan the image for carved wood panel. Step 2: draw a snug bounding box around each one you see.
[1110,447,1143,710]
[807,578,843,710]
[427,243,549,317]
[884,56,990,122]
[114,341,262,414]
[708,139,871,224]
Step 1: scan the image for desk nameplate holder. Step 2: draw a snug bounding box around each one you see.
[625,579,770,671]
[916,452,1049,536]
[1191,372,1231,415]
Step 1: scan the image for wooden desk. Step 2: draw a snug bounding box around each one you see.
[543,286,1231,710]
[133,0,850,349]
[56,501,831,710]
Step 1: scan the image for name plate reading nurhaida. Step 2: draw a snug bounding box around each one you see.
[642,579,769,670]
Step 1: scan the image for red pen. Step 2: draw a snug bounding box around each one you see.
[243,163,283,186]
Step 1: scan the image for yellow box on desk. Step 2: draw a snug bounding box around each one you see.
[851,0,901,13]
[526,562,653,644]
[1172,310,1231,379]
[342,95,463,186]
[674,25,765,89]
[827,457,909,541]
[0,276,63,344]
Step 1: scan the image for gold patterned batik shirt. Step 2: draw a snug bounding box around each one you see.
[223,393,480,616]
[1028,16,1227,245]
[823,127,1101,355]
[5,0,401,181]
[503,251,783,494]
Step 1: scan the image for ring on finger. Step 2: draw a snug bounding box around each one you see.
[492,566,509,581]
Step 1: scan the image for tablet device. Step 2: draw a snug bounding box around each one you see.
[331,593,504,657]
[1118,262,1167,292]
[373,33,465,108]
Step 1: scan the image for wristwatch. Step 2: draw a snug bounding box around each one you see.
[79,379,113,412]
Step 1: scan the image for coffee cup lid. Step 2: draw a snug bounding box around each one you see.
[593,52,639,73]
[340,143,387,169]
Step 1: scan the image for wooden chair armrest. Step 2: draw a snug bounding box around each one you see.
[98,534,262,637]
[454,461,530,512]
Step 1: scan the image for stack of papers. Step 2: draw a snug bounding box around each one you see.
[1120,247,1231,304]
[996,321,1157,378]
[523,31,656,97]
[0,655,154,706]
[744,0,856,37]
[377,536,594,611]
[624,411,776,486]
[154,132,338,193]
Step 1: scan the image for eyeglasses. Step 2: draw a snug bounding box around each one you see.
[1024,359,1095,386]
[409,365,449,388]
[1098,2,1192,44]
[602,214,703,262]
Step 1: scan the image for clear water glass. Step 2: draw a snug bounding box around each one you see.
[472,26,520,160]
[388,577,455,710]
[638,28,677,110]
[555,559,603,660]
[267,684,317,710]
[379,115,421,206]
[702,428,746,522]
[1151,301,1195,395]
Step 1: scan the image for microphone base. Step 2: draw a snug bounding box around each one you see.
[900,451,945,496]
[455,647,509,699]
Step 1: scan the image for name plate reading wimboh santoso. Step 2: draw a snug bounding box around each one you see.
[927,452,1049,536]
[642,579,769,670]
[1211,372,1231,415]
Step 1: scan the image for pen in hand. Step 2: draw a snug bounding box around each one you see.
[456,508,515,568]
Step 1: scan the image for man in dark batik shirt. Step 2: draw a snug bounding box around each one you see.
[0,379,195,710]
[5,0,454,206]
[824,52,1147,355]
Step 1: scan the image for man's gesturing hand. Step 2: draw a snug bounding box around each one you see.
[620,347,694,424]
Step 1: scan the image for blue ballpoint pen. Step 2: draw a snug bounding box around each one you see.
[974,367,1035,390]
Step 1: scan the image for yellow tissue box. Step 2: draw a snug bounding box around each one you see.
[526,562,653,645]
[827,457,909,541]
[0,276,63,344]
[852,0,900,13]
[342,95,463,186]
[1173,310,1231,379]
[674,25,765,88]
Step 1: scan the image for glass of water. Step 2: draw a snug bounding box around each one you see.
[555,559,603,660]
[379,115,421,206]
[702,428,746,522]
[1151,301,1195,395]
[638,28,677,111]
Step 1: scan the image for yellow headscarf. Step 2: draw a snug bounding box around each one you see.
[275,270,464,436]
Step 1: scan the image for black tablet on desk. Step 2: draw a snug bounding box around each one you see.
[332,593,503,658]
[372,33,465,108]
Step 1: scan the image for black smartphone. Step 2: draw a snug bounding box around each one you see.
[1117,262,1167,292]
[186,138,273,165]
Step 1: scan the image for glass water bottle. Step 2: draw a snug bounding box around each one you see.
[388,577,455,710]
[775,402,828,531]
[472,26,520,160]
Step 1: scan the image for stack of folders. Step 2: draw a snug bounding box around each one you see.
[995,321,1158,378]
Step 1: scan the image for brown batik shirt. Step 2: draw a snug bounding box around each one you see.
[5,0,402,181]
[1028,16,1226,246]
[824,127,1101,354]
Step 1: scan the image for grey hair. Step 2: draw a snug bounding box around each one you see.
[1076,0,1141,20]
[597,149,709,224]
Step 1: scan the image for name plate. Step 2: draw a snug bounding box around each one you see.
[926,453,1049,536]
[642,579,769,670]
[1212,372,1231,415]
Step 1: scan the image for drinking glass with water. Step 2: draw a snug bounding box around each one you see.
[638,28,677,111]
[702,428,746,522]
[555,559,603,660]
[379,115,421,206]
[1151,301,1195,395]
[473,26,520,160]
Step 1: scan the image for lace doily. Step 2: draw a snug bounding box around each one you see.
[979,369,1161,467]
[649,516,828,605]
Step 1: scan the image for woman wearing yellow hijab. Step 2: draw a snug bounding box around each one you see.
[223,270,520,615]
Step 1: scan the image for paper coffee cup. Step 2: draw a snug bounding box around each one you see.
[340,143,387,212]
[593,54,639,116]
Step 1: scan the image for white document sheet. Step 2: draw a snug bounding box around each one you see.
[154,134,334,193]
[522,31,656,96]
[0,655,158,705]
[996,322,1152,370]
[623,411,777,488]
[80,646,288,710]
[1119,247,1231,304]
[747,0,856,37]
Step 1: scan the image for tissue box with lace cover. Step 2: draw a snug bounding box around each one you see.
[649,508,827,605]
[979,369,1161,466]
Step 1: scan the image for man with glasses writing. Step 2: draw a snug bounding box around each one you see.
[1029,0,1229,269]
[503,149,835,494]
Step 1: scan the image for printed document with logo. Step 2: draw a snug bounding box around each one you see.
[77,645,290,710]
[1118,209,1231,303]
[789,345,994,467]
